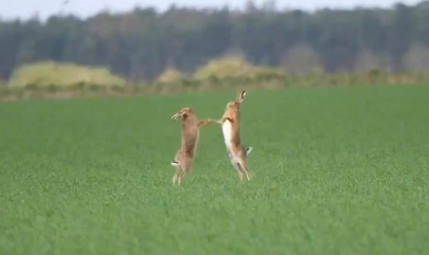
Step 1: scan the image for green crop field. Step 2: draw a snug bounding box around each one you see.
[1,85,428,255]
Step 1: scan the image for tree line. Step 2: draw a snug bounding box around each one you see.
[1,1,429,82]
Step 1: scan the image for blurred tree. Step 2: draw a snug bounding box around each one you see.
[403,44,429,71]
[354,50,391,73]
[283,44,323,74]
[0,2,429,80]
[388,3,415,70]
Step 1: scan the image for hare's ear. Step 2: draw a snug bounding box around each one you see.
[237,91,246,103]
[171,112,180,120]
[171,110,184,120]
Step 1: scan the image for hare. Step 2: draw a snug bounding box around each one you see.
[171,107,210,185]
[208,91,253,181]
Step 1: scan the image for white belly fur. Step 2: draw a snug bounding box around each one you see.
[222,120,232,147]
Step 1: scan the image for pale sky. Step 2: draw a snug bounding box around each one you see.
[0,0,423,20]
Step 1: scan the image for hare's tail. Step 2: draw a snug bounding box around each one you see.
[246,147,253,156]
[171,161,179,167]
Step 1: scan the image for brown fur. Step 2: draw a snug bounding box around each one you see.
[207,91,253,180]
[171,107,210,185]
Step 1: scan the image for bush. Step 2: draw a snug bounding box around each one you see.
[195,56,256,80]
[252,66,285,81]
[8,61,126,88]
[195,56,286,82]
[157,68,185,83]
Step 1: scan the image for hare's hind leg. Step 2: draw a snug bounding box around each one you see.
[232,161,244,181]
[177,158,192,185]
[230,158,244,181]
[178,168,186,185]
[228,150,244,180]
[171,160,185,185]
[178,171,186,185]
[171,151,183,185]
[172,166,182,185]
[237,158,252,181]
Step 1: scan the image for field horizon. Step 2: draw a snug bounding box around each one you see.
[1,85,428,254]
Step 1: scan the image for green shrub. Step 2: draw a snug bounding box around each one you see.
[195,56,256,80]
[195,56,287,82]
[8,61,126,88]
[157,68,185,83]
[252,66,286,81]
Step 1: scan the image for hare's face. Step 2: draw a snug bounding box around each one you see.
[225,91,246,111]
[226,101,240,111]
[172,107,194,120]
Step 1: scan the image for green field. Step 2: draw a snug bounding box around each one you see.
[1,85,428,255]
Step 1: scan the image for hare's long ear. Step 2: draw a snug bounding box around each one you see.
[237,91,246,103]
[171,110,184,120]
[171,112,180,120]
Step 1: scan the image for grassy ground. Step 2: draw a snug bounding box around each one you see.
[0,85,428,255]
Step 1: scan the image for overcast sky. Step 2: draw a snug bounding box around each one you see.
[0,0,423,20]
